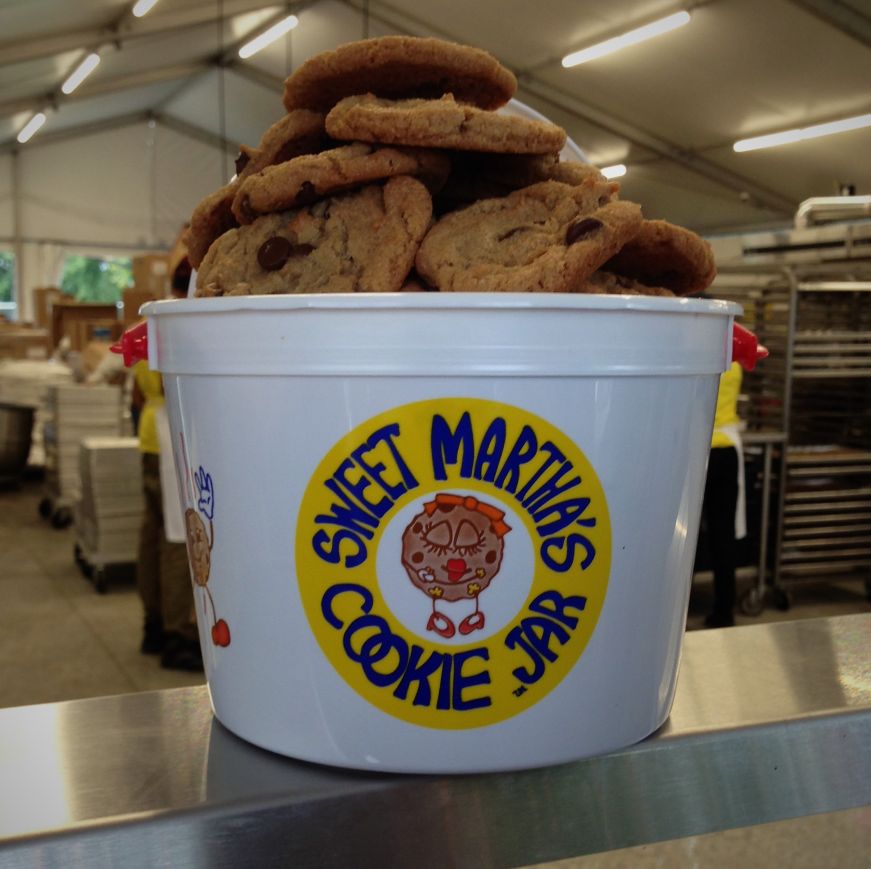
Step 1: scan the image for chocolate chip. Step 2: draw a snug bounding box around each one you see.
[565,218,603,245]
[234,150,250,176]
[258,236,293,271]
[257,237,316,270]
[293,181,318,207]
[497,226,527,242]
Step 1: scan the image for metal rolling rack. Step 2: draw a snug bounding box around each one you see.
[713,214,871,611]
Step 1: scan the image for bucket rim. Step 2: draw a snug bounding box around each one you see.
[141,292,741,318]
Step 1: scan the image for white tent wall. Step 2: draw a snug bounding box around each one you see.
[2,120,229,321]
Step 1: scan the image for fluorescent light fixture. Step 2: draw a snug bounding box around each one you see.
[601,163,627,179]
[238,15,299,59]
[17,112,47,144]
[562,11,691,67]
[132,0,160,17]
[61,53,101,95]
[734,113,871,152]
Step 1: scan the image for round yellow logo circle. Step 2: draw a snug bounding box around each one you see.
[295,398,611,729]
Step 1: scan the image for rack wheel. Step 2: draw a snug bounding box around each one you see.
[773,587,791,611]
[93,568,108,594]
[38,497,52,519]
[740,587,765,617]
[51,507,72,530]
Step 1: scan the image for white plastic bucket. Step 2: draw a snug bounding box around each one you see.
[143,292,739,773]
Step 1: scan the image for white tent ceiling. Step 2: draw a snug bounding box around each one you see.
[0,0,870,246]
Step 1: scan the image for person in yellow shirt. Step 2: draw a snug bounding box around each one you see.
[699,360,744,628]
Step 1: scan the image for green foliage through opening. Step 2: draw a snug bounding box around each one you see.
[0,251,13,303]
[60,255,132,303]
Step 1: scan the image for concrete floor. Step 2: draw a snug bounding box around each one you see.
[0,474,204,710]
[1,474,869,711]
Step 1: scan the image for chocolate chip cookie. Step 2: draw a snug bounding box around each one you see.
[283,35,517,112]
[196,177,432,297]
[235,108,326,179]
[185,184,238,270]
[185,109,326,268]
[232,143,450,224]
[415,179,642,293]
[326,94,567,154]
[603,219,717,295]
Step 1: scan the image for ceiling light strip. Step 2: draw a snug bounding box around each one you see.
[132,0,160,18]
[238,15,299,59]
[601,163,627,179]
[734,113,871,152]
[17,112,47,144]
[61,53,101,95]
[562,11,691,67]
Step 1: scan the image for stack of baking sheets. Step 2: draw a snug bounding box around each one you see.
[75,436,143,564]
[44,384,123,503]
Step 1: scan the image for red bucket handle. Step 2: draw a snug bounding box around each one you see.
[110,320,148,367]
[732,321,768,371]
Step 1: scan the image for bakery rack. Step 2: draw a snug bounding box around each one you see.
[712,214,871,613]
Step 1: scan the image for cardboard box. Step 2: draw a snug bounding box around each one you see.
[51,301,120,352]
[32,287,65,330]
[0,326,50,360]
[122,287,158,323]
[132,254,169,297]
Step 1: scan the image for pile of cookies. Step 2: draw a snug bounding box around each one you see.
[186,36,715,298]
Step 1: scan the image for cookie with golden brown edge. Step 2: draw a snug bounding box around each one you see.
[415,179,642,293]
[196,177,432,297]
[232,143,450,224]
[185,109,326,268]
[282,35,517,113]
[603,219,716,296]
[326,94,567,155]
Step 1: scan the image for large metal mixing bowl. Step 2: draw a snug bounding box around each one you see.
[0,402,35,484]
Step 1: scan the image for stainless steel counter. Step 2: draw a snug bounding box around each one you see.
[1,613,869,868]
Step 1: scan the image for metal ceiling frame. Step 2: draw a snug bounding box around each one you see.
[3,0,868,224]
[0,61,212,120]
[0,0,281,67]
[0,0,296,125]
[786,0,871,49]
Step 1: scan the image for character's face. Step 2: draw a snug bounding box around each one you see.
[184,509,211,586]
[401,496,507,603]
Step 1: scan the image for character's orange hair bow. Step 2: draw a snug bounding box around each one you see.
[423,493,512,538]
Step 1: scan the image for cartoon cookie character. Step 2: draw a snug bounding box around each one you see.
[184,465,231,647]
[400,493,510,638]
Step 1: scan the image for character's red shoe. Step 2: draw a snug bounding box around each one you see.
[426,611,455,638]
[459,611,485,635]
[211,619,231,647]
